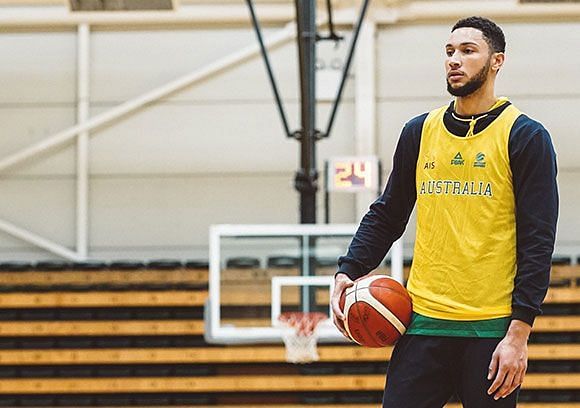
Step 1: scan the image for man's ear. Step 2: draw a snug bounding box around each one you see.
[491,52,505,73]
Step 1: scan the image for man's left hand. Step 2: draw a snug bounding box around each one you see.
[487,320,531,400]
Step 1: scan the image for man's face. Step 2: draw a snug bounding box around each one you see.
[445,27,494,97]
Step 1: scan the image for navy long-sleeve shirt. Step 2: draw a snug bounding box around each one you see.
[338,101,559,326]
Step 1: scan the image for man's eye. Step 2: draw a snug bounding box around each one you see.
[446,50,454,57]
[464,49,474,54]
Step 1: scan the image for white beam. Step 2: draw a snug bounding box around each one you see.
[0,219,83,261]
[0,23,296,174]
[0,5,296,28]
[76,23,90,260]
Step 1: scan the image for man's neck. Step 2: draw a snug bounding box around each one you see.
[454,87,498,116]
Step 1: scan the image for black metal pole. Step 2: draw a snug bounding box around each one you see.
[294,0,318,225]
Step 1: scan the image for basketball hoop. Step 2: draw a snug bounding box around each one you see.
[278,312,328,364]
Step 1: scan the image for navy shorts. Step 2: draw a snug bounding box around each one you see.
[382,335,520,408]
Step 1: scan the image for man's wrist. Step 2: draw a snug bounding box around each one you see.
[506,319,531,343]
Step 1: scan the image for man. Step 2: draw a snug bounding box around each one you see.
[331,16,558,408]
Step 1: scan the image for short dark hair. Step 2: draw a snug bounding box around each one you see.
[452,16,506,53]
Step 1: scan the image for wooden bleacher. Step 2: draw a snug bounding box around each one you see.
[0,269,207,290]
[0,373,577,393]
[0,344,578,365]
[0,290,208,308]
[0,262,577,407]
[0,286,576,307]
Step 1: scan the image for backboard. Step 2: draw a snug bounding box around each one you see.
[204,224,404,344]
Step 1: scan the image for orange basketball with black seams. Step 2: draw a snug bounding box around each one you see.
[339,275,412,347]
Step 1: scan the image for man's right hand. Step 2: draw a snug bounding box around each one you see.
[331,273,355,339]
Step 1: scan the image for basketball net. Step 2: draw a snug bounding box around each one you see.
[278,312,327,364]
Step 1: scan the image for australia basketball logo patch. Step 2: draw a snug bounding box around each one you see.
[474,152,486,168]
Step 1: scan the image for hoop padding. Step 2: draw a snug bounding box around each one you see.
[278,312,328,364]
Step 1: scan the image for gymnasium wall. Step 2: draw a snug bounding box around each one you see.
[0,16,577,261]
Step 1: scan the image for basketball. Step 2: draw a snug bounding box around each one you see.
[339,275,413,347]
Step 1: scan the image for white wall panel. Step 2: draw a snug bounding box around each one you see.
[498,22,580,97]
[0,32,76,104]
[89,175,296,248]
[0,171,356,260]
[0,232,30,256]
[165,37,300,102]
[377,24,448,99]
[92,29,354,104]
[88,101,355,174]
[91,28,288,103]
[0,107,76,175]
[88,173,355,259]
[0,178,75,251]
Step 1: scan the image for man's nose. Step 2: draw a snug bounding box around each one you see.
[448,51,461,67]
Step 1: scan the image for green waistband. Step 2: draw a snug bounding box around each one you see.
[405,312,509,338]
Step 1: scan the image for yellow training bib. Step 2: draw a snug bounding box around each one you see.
[408,102,522,321]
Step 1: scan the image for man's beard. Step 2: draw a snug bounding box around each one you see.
[446,60,490,97]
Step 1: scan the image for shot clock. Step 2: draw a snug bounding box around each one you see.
[324,156,381,223]
[327,156,380,192]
